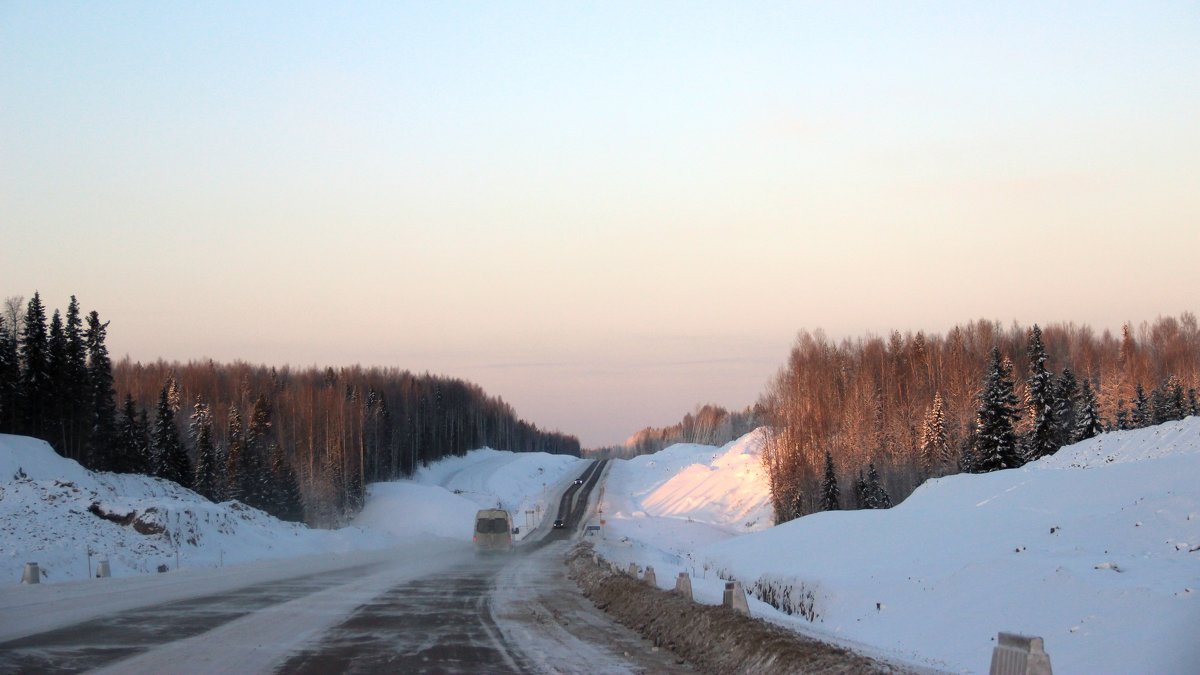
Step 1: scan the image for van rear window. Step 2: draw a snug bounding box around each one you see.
[475,517,508,534]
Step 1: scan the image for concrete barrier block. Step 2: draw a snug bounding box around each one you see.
[611,561,621,575]
[675,572,693,601]
[627,562,639,577]
[643,565,656,587]
[96,559,111,578]
[989,632,1053,675]
[21,562,40,584]
[723,581,750,616]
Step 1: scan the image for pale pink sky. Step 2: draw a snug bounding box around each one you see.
[3,3,1198,446]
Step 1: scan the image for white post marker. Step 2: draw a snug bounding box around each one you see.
[21,562,40,584]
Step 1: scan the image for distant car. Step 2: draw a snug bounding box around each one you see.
[573,478,583,485]
[552,519,565,529]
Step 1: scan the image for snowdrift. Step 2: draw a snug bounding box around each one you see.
[0,434,391,583]
[355,448,587,540]
[597,420,1200,674]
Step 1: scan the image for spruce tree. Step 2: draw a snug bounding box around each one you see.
[46,309,68,452]
[268,442,305,522]
[84,311,118,471]
[854,469,868,509]
[1051,367,1079,447]
[1188,389,1198,417]
[19,292,50,439]
[225,405,246,502]
[820,451,840,511]
[919,392,949,476]
[973,347,1022,472]
[1073,379,1104,442]
[0,315,16,433]
[153,384,191,487]
[1115,399,1129,431]
[243,394,273,509]
[1131,384,1150,428]
[865,462,891,508]
[64,297,90,460]
[1024,325,1058,461]
[115,394,143,473]
[190,398,218,501]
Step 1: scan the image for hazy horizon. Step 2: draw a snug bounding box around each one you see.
[4,3,1198,447]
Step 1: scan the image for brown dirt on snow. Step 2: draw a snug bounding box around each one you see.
[567,544,901,675]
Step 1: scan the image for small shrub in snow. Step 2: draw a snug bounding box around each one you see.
[749,574,822,622]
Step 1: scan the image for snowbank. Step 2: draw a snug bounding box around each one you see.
[0,435,392,584]
[596,420,1200,674]
[356,448,587,541]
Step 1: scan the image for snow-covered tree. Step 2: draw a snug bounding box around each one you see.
[853,469,868,509]
[1115,398,1129,431]
[1024,325,1058,461]
[919,392,949,476]
[973,347,1022,472]
[268,442,305,522]
[225,404,246,502]
[190,397,219,501]
[1073,379,1104,442]
[864,462,891,508]
[1131,384,1150,428]
[820,451,840,511]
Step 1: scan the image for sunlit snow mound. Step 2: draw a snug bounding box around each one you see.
[698,418,1200,673]
[0,434,391,584]
[355,448,587,541]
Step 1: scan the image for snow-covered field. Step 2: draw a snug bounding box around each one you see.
[593,419,1200,674]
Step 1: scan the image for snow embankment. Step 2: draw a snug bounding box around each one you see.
[597,420,1200,674]
[0,434,392,584]
[355,448,588,541]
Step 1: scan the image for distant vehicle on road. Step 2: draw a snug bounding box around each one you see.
[573,478,583,485]
[473,509,514,554]
[552,519,565,529]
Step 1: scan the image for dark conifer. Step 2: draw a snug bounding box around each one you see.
[225,405,246,502]
[115,394,144,473]
[64,297,89,459]
[974,347,1022,472]
[1051,367,1079,447]
[46,309,68,452]
[1115,399,1129,431]
[153,383,191,487]
[1132,384,1150,428]
[269,442,305,522]
[865,462,891,508]
[1188,388,1199,417]
[84,311,118,470]
[820,451,840,511]
[19,292,50,439]
[0,315,16,433]
[854,469,868,509]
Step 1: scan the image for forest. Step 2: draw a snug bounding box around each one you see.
[760,315,1200,522]
[0,293,579,526]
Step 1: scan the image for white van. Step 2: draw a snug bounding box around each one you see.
[473,509,514,554]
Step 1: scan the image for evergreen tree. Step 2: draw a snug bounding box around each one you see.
[115,394,145,474]
[1115,399,1129,431]
[1024,325,1058,461]
[243,394,273,509]
[190,398,218,501]
[1131,384,1150,428]
[153,383,191,487]
[919,392,949,476]
[84,311,118,471]
[45,309,68,452]
[1188,389,1198,417]
[225,405,246,502]
[854,469,868,509]
[63,297,89,460]
[865,462,891,508]
[0,315,16,433]
[973,347,1022,472]
[1051,367,1079,447]
[18,292,50,439]
[820,450,840,511]
[268,442,305,522]
[1073,379,1104,442]
[1164,376,1186,422]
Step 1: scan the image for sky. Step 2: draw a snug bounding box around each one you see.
[2,2,1198,447]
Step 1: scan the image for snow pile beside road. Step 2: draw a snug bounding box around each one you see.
[356,449,587,541]
[0,434,392,584]
[598,419,1200,673]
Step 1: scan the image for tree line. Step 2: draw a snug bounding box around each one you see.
[588,403,760,459]
[763,315,1200,523]
[1,292,580,526]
